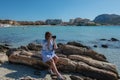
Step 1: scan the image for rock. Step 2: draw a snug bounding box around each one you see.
[58,45,107,62]
[6,48,19,57]
[27,43,42,51]
[4,43,11,46]
[19,50,33,56]
[7,43,119,80]
[101,44,108,48]
[0,54,8,63]
[70,75,84,80]
[67,41,90,49]
[68,55,118,74]
[56,53,67,58]
[100,39,107,41]
[57,57,77,72]
[76,62,118,80]
[111,38,119,41]
[93,45,97,48]
[57,43,64,47]
[8,50,49,69]
[0,44,10,52]
[19,46,29,51]
[70,75,95,80]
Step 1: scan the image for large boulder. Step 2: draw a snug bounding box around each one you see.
[8,50,49,69]
[68,55,118,74]
[101,44,108,48]
[111,38,119,41]
[76,62,118,80]
[58,44,107,62]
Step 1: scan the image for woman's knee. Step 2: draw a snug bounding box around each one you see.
[49,59,55,64]
[53,56,59,62]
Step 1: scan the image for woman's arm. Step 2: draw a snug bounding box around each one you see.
[53,39,58,50]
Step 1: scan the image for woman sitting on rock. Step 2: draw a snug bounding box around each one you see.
[41,31,65,80]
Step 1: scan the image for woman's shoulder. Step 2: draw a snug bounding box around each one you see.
[41,40,46,44]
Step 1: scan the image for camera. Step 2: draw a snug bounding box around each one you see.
[52,35,56,39]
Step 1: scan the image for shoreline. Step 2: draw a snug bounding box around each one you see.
[0,41,120,80]
[1,25,120,28]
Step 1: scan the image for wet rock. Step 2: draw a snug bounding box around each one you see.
[93,45,97,48]
[101,44,108,48]
[0,45,10,52]
[100,39,107,41]
[4,44,11,46]
[111,38,119,41]
[67,41,90,49]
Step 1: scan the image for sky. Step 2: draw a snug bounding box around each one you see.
[0,0,120,21]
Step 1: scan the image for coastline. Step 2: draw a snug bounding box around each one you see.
[0,41,120,80]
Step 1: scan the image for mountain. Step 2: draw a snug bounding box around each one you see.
[94,14,120,25]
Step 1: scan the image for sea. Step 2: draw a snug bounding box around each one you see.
[0,25,120,74]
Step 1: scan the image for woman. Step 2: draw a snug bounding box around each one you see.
[41,32,65,80]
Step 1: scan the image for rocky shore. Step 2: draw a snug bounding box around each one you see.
[0,41,120,80]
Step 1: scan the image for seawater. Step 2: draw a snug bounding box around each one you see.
[0,25,120,74]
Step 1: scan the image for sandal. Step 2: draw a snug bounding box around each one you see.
[51,74,57,79]
[48,69,55,75]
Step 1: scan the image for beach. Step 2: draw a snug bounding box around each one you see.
[0,63,71,80]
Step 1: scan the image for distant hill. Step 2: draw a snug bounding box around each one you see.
[94,14,120,25]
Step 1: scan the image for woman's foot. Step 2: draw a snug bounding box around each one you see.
[58,75,66,80]
[48,69,55,75]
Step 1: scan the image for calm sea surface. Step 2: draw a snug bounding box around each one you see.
[0,26,120,73]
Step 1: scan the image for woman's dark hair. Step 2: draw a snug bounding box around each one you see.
[45,31,52,40]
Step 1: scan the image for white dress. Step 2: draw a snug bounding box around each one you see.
[41,39,56,62]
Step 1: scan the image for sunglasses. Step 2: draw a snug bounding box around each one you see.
[47,35,51,37]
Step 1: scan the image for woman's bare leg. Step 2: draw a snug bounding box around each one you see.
[53,55,59,64]
[50,59,63,79]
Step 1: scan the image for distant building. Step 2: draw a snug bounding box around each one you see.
[69,19,74,25]
[45,19,62,25]
[68,18,96,26]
